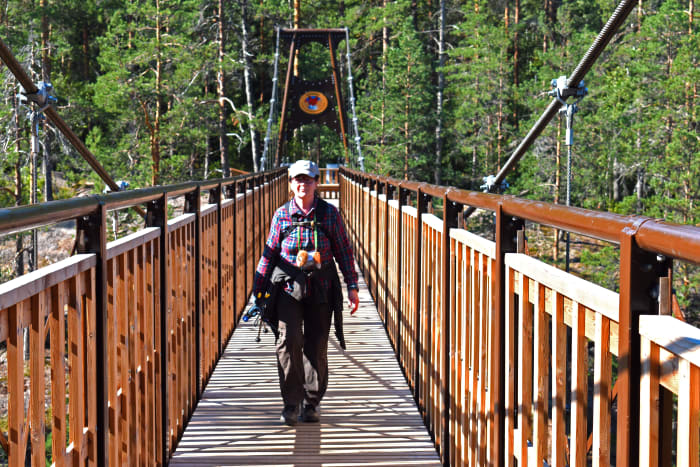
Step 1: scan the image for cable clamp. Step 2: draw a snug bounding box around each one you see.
[19,81,57,112]
[549,75,587,103]
[480,175,509,192]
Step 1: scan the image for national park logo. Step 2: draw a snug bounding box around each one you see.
[299,91,328,115]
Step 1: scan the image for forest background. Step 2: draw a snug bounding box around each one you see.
[0,0,698,322]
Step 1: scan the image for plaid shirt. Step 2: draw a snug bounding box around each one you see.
[253,198,358,297]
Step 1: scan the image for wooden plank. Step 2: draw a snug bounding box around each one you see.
[116,253,129,465]
[639,336,659,467]
[570,302,588,467]
[50,282,68,466]
[85,268,98,464]
[153,236,163,466]
[106,227,160,260]
[485,256,496,466]
[676,359,700,467]
[592,313,611,467]
[136,244,147,465]
[145,240,156,466]
[532,283,550,467]
[504,266,516,467]
[170,266,441,466]
[477,252,488,464]
[8,301,26,467]
[106,257,119,467]
[517,272,533,466]
[505,253,618,323]
[30,291,46,466]
[0,254,96,311]
[551,291,567,467]
[449,229,496,259]
[67,275,85,466]
[639,315,700,369]
[127,249,138,464]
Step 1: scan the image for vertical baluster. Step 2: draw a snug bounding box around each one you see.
[593,312,612,467]
[51,283,67,465]
[551,291,567,467]
[639,336,659,467]
[570,302,588,467]
[517,273,532,466]
[8,301,26,467]
[532,282,550,467]
[676,359,700,466]
[30,291,46,465]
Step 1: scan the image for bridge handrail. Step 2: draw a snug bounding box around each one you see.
[0,168,287,466]
[339,167,700,466]
[340,167,700,264]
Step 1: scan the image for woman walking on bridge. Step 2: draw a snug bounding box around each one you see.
[252,159,360,426]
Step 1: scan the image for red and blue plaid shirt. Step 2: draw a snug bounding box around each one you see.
[253,198,358,297]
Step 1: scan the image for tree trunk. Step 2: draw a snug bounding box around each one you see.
[381,0,388,172]
[152,0,163,185]
[513,0,520,128]
[241,0,259,172]
[41,0,53,201]
[497,71,503,169]
[82,26,90,81]
[404,59,411,180]
[217,0,230,177]
[14,96,24,277]
[554,116,561,262]
[293,0,300,76]
[434,0,445,185]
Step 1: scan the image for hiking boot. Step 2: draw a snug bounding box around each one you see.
[301,404,320,423]
[280,405,299,426]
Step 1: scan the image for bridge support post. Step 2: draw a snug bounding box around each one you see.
[413,187,429,411]
[493,205,523,466]
[617,224,672,467]
[185,187,202,399]
[383,181,393,329]
[374,177,382,309]
[395,184,408,364]
[147,194,170,465]
[224,183,238,327]
[76,203,108,467]
[441,191,460,466]
[210,185,223,354]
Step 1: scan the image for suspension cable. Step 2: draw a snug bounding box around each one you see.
[260,27,281,171]
[344,27,364,171]
[466,0,637,218]
[0,36,146,217]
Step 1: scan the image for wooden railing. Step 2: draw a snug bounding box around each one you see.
[339,167,700,467]
[318,168,340,199]
[0,169,287,466]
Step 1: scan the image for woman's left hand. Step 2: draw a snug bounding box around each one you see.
[348,289,359,315]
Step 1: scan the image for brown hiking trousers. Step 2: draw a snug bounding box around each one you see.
[275,291,332,408]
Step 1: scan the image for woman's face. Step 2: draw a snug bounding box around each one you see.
[290,174,317,201]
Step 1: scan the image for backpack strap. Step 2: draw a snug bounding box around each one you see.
[279,198,331,246]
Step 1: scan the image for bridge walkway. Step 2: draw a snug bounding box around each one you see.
[170,264,441,466]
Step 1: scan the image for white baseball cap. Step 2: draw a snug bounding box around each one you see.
[288,160,320,179]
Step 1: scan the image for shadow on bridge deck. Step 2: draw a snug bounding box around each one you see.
[170,266,441,466]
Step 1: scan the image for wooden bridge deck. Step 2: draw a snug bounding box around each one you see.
[170,267,441,466]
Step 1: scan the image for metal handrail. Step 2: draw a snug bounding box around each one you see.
[341,167,700,265]
[0,168,286,237]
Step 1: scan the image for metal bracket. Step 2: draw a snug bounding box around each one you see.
[549,76,587,146]
[19,81,57,113]
[481,174,509,192]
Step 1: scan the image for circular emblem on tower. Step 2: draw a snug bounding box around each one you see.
[299,91,328,115]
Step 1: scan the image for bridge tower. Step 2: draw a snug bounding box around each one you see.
[271,28,354,167]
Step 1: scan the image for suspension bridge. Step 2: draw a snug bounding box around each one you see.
[0,0,699,465]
